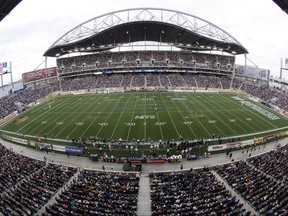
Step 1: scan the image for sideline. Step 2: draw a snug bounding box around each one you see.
[1,137,287,174]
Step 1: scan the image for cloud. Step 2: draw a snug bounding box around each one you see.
[1,0,288,83]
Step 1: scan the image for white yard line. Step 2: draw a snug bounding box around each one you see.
[30,96,90,135]
[204,95,250,133]
[92,95,124,138]
[184,93,231,136]
[211,96,265,131]
[77,95,113,137]
[176,93,212,137]
[16,96,75,133]
[159,93,180,138]
[155,107,164,141]
[54,95,107,138]
[109,94,133,139]
[126,94,140,141]
[169,93,198,139]
[218,94,279,128]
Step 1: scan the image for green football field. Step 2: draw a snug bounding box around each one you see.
[1,92,288,142]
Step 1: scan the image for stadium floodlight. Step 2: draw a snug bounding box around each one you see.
[200,45,205,48]
[80,48,85,51]
[232,51,236,54]
[187,44,191,47]
[86,47,91,50]
[206,46,211,49]
[55,53,60,57]
[213,45,217,50]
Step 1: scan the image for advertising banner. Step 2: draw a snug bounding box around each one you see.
[226,141,241,149]
[208,144,227,152]
[241,139,254,147]
[0,62,11,74]
[2,134,29,145]
[235,64,269,80]
[263,134,279,142]
[65,146,82,154]
[253,137,264,144]
[22,67,57,83]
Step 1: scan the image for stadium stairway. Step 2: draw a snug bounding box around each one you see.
[137,173,152,216]
[37,167,80,215]
[211,170,258,215]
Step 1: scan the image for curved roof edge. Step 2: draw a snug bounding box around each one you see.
[44,8,248,57]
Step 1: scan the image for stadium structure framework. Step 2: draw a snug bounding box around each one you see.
[39,8,267,88]
[44,8,248,57]
[0,0,22,22]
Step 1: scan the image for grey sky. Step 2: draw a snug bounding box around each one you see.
[1,0,288,84]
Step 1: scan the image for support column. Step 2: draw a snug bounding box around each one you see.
[10,62,14,88]
[45,56,48,84]
[1,74,3,92]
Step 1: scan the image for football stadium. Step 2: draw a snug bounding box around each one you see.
[1,2,288,216]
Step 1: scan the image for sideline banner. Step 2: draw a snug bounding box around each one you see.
[208,144,227,152]
[65,146,82,154]
[241,139,254,146]
[2,134,29,145]
[253,137,264,144]
[226,141,241,149]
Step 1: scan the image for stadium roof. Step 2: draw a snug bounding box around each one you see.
[0,0,22,22]
[273,0,288,14]
[44,8,248,57]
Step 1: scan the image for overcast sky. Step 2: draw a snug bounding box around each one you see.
[1,0,288,84]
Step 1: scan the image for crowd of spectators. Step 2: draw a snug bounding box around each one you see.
[57,51,235,73]
[0,81,60,119]
[0,143,77,216]
[249,144,288,185]
[0,144,45,192]
[239,81,288,110]
[150,169,250,216]
[43,170,140,216]
[216,160,288,215]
